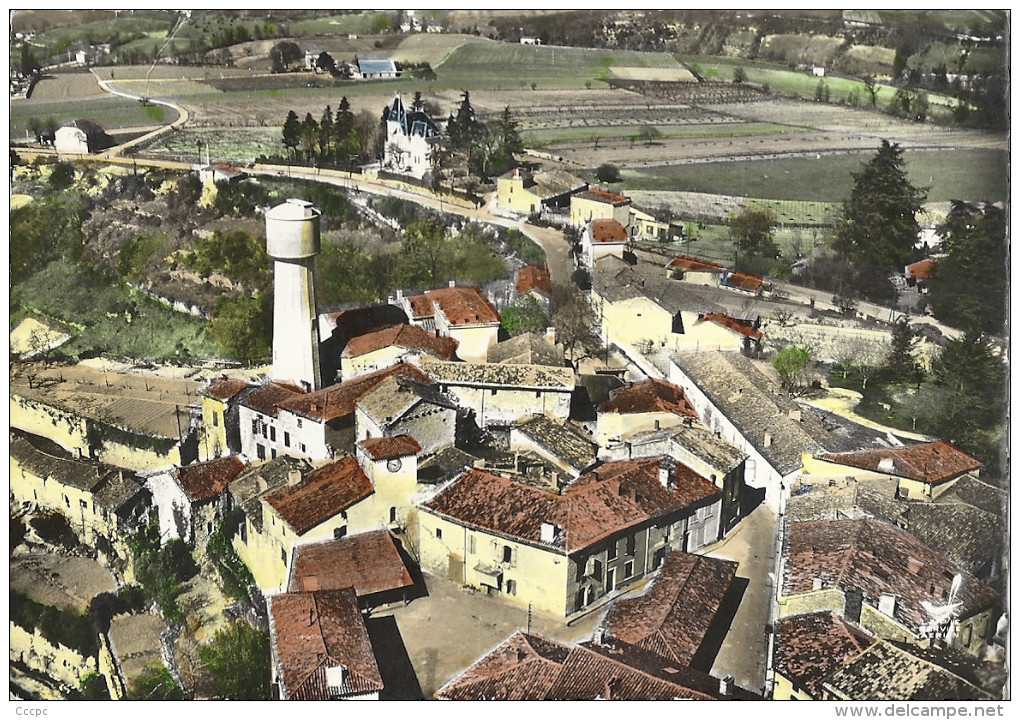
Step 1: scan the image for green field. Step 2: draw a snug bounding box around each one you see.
[289,11,393,36]
[9,96,178,137]
[437,42,684,89]
[146,128,283,163]
[523,122,794,148]
[621,148,1008,204]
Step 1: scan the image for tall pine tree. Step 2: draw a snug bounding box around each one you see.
[834,140,927,269]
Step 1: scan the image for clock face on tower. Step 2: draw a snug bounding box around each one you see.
[386,458,402,472]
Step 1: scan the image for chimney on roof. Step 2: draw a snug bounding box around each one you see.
[764,433,773,448]
[878,457,895,473]
[540,522,561,544]
[788,408,802,422]
[719,675,735,696]
[448,279,456,287]
[288,469,302,486]
[396,289,403,301]
[845,588,863,623]
[659,456,674,489]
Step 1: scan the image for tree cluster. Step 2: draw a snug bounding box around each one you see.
[281,98,375,168]
[127,519,200,622]
[445,92,524,178]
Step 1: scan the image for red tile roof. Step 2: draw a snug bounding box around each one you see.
[722,271,764,292]
[606,551,737,666]
[516,264,552,295]
[359,435,421,460]
[775,612,876,698]
[599,378,699,419]
[276,364,432,421]
[784,518,999,633]
[173,455,245,503]
[341,324,458,360]
[288,529,415,597]
[696,312,763,340]
[243,381,305,416]
[906,258,937,280]
[424,458,720,553]
[263,456,373,535]
[590,218,629,243]
[818,441,981,486]
[667,255,726,272]
[405,285,501,325]
[437,631,722,700]
[201,376,249,401]
[579,186,630,205]
[270,588,383,700]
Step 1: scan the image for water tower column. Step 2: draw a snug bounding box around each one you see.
[265,199,322,391]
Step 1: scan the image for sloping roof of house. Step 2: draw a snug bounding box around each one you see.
[531,170,587,201]
[671,351,832,475]
[242,381,306,417]
[288,528,415,596]
[784,518,999,633]
[576,186,630,206]
[359,58,397,74]
[356,374,457,428]
[512,415,598,472]
[358,435,422,461]
[667,255,726,272]
[10,431,143,511]
[487,333,564,367]
[606,550,738,666]
[417,445,480,486]
[721,271,764,293]
[516,264,552,295]
[325,304,409,344]
[229,455,310,533]
[822,639,1004,701]
[420,357,574,391]
[817,440,981,487]
[599,378,699,419]
[436,631,726,700]
[341,323,458,360]
[404,285,500,325]
[667,421,747,475]
[906,258,937,281]
[63,118,107,136]
[696,313,763,340]
[200,376,250,401]
[269,588,383,700]
[387,94,438,138]
[263,456,373,536]
[592,255,728,316]
[424,457,720,554]
[276,364,432,422]
[775,611,876,698]
[589,218,629,243]
[173,455,245,503]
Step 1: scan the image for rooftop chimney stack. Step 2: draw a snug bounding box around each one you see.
[266,199,322,391]
[659,456,674,489]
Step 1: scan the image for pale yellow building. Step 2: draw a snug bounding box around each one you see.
[339,323,458,380]
[418,457,722,617]
[495,167,585,215]
[394,284,501,362]
[570,186,631,227]
[198,377,250,461]
[595,378,700,448]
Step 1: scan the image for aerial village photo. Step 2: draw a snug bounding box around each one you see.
[7,9,1010,705]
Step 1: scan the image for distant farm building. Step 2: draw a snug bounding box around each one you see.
[54,119,115,155]
[357,58,399,79]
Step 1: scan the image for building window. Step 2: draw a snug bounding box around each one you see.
[469,535,476,554]
[270,426,276,442]
[334,526,347,539]
[592,558,603,581]
[252,419,259,435]
[389,507,397,523]
[626,535,636,555]
[491,388,497,396]
[535,391,541,398]
[506,579,517,596]
[64,495,70,508]
[608,543,617,560]
[284,432,290,447]
[502,545,514,565]
[436,527,443,539]
[240,521,248,544]
[262,424,268,438]
[213,412,219,427]
[297,419,303,428]
[80,499,88,509]
[300,444,307,453]
[281,547,287,565]
[624,560,634,578]
[961,624,973,646]
[257,444,265,460]
[271,449,277,459]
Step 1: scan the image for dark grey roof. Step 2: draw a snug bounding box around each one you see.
[417,446,479,485]
[10,431,142,511]
[487,333,565,367]
[670,351,833,475]
[667,421,747,474]
[356,374,457,428]
[229,456,310,532]
[513,415,598,473]
[592,255,727,315]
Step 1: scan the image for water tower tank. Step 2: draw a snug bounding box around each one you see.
[266,198,321,259]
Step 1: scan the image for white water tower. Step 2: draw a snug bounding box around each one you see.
[266,198,322,391]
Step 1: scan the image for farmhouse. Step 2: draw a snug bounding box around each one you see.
[358,57,398,79]
[382,94,439,179]
[54,119,114,155]
[417,456,722,616]
[720,270,765,295]
[580,218,629,268]
[393,283,501,362]
[629,207,684,243]
[665,254,727,286]
[10,430,149,549]
[570,186,632,228]
[495,167,587,216]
